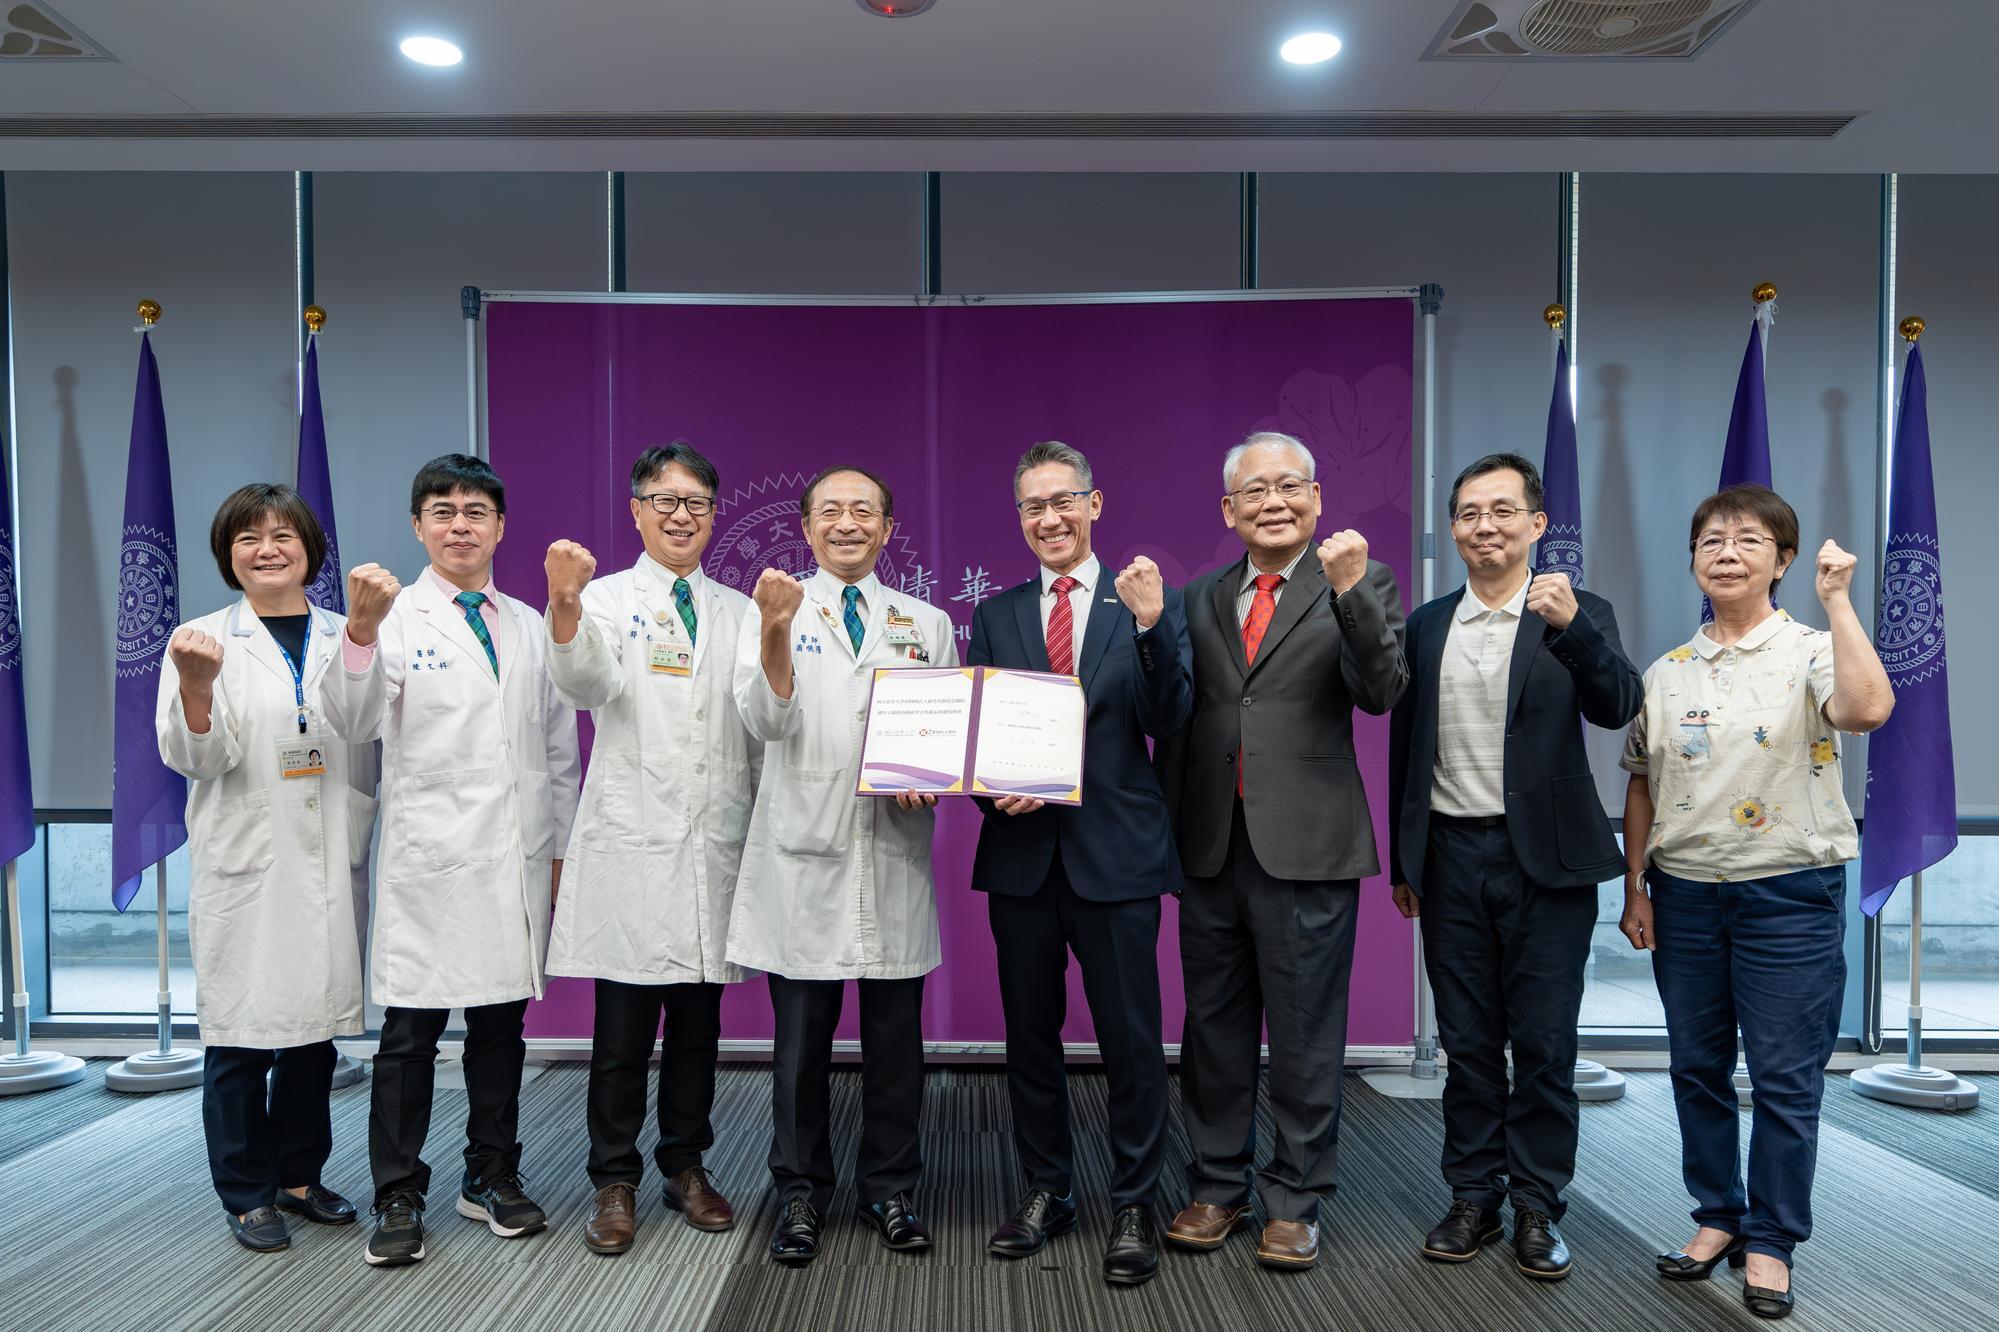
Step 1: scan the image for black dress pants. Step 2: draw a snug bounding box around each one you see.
[988,857,1169,1210]
[766,974,925,1213]
[202,1040,336,1215]
[370,999,529,1205]
[1418,817,1597,1220]
[586,977,724,1189]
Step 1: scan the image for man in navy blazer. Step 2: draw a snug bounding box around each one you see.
[967,441,1193,1287]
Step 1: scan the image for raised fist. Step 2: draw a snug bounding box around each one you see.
[1815,539,1857,605]
[753,568,806,627]
[345,563,402,646]
[1318,530,1368,596]
[168,627,225,690]
[1525,572,1579,630]
[1114,555,1165,631]
[544,539,597,603]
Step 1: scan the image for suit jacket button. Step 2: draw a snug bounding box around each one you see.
[1242,697,1254,707]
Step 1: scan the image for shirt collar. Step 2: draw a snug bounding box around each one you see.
[1042,554,1102,596]
[1239,545,1310,595]
[425,565,498,603]
[1693,607,1793,659]
[812,568,881,606]
[638,553,703,597]
[1455,573,1530,623]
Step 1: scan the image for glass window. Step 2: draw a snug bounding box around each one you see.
[1580,835,1666,1029]
[1879,832,1999,1033]
[44,822,197,1018]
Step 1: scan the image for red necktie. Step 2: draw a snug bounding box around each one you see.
[1238,573,1283,795]
[1045,575,1079,675]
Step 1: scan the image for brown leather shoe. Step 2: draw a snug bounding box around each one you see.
[583,1183,637,1255]
[1257,1219,1319,1270]
[664,1166,735,1232]
[1165,1200,1253,1250]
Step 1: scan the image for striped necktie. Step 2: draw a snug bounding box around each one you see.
[841,584,865,653]
[1045,575,1079,675]
[454,590,498,677]
[673,577,698,646]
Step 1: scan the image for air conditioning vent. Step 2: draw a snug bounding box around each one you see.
[1426,0,1760,60]
[0,3,113,59]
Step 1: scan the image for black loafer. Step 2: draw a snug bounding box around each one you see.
[1513,1209,1573,1280]
[770,1197,822,1265]
[1422,1200,1502,1262]
[227,1205,291,1253]
[989,1190,1078,1258]
[1656,1233,1746,1281]
[1744,1281,1796,1320]
[857,1191,932,1251]
[275,1183,358,1226]
[1103,1205,1160,1286]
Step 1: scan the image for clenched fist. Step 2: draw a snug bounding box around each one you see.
[1318,530,1368,596]
[545,539,597,603]
[345,563,402,646]
[1815,539,1857,606]
[168,627,225,690]
[1525,572,1579,630]
[1114,555,1165,631]
[753,568,806,628]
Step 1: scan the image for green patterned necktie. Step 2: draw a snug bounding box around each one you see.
[453,590,498,677]
[673,577,698,646]
[841,584,865,653]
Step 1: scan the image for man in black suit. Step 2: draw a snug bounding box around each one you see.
[1155,430,1408,1271]
[1388,452,1642,1281]
[967,440,1193,1286]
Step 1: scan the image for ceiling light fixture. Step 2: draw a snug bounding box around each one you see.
[399,35,463,66]
[856,0,936,16]
[1279,32,1342,64]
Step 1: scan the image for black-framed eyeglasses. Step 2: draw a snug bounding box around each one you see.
[1015,491,1092,520]
[422,502,497,524]
[637,493,715,517]
[1227,479,1311,507]
[1450,505,1538,529]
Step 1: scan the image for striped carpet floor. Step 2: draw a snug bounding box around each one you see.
[0,1061,1991,1332]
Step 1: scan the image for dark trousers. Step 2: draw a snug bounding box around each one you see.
[989,858,1169,1210]
[201,1041,336,1215]
[1648,865,1846,1265]
[586,978,724,1189]
[766,973,925,1213]
[1180,801,1359,1222]
[370,1000,529,1205]
[1419,818,1597,1219]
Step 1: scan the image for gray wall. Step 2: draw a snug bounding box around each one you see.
[627,173,921,294]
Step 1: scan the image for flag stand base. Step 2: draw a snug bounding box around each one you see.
[1575,1059,1627,1103]
[105,1047,204,1093]
[0,1050,87,1096]
[1360,1038,1445,1100]
[331,1052,366,1090]
[1851,1062,1980,1112]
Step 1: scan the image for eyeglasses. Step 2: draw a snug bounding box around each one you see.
[421,503,496,525]
[1451,505,1536,529]
[1695,532,1775,557]
[636,492,714,517]
[1228,479,1311,507]
[812,502,881,523]
[1016,491,1092,520]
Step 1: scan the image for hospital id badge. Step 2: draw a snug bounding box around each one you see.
[277,738,326,778]
[649,638,693,676]
[884,617,923,647]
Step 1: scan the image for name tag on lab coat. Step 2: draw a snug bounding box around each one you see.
[649,639,693,676]
[277,738,326,778]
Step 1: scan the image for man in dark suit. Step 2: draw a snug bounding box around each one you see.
[1154,431,1408,1271]
[1388,452,1642,1282]
[967,440,1193,1287]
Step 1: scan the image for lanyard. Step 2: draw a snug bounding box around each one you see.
[274,639,310,735]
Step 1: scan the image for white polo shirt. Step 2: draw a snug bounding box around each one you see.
[1431,575,1530,819]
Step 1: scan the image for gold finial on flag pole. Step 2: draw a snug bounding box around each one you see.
[303,304,327,334]
[1899,315,1925,343]
[1543,303,1567,331]
[136,299,161,326]
[1752,281,1777,305]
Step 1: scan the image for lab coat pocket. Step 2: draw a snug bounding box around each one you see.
[201,789,277,880]
[775,767,857,858]
[344,786,379,870]
[406,767,506,868]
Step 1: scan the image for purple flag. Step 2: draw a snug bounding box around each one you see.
[111,332,187,911]
[1534,337,1583,588]
[297,335,345,612]
[0,431,33,867]
[1861,343,1956,917]
[1704,319,1774,620]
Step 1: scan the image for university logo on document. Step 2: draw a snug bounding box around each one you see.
[1876,534,1945,686]
[707,471,930,600]
[116,523,179,676]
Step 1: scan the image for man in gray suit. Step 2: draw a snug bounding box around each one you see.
[1156,431,1408,1271]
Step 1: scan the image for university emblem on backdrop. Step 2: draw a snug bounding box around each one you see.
[707,471,931,603]
[0,542,19,664]
[1540,525,1585,589]
[1876,536,1946,686]
[116,524,178,673]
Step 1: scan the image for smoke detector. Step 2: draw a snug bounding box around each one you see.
[1425,0,1762,60]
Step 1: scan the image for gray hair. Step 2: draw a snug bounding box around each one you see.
[1013,440,1093,498]
[1222,431,1316,493]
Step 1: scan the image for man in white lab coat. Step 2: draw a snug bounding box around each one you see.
[321,453,580,1270]
[730,464,957,1266]
[541,442,759,1255]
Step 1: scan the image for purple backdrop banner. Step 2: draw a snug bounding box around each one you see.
[486,294,1416,1050]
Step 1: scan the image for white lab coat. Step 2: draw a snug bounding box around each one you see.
[155,600,377,1049]
[727,570,957,981]
[318,572,580,1009]
[544,557,759,985]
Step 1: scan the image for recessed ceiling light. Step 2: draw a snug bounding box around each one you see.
[856,0,936,15]
[1279,32,1342,64]
[399,36,463,67]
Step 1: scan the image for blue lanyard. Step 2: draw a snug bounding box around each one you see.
[275,639,309,735]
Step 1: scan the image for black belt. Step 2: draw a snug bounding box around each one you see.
[1432,812,1505,828]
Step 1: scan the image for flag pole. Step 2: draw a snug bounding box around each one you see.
[0,859,85,1094]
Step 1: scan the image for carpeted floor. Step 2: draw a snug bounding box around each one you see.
[0,1061,1991,1332]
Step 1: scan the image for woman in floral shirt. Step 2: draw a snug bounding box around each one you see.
[1618,484,1893,1322]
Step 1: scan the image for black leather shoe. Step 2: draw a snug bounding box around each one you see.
[989,1190,1078,1258]
[1422,1200,1502,1262]
[1744,1279,1796,1320]
[275,1183,357,1226]
[1513,1209,1573,1280]
[769,1197,822,1265]
[857,1192,932,1251]
[227,1205,291,1252]
[1656,1233,1747,1281]
[1103,1205,1160,1286]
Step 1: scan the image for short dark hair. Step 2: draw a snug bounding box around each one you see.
[799,465,895,519]
[410,453,505,516]
[1688,483,1801,586]
[209,483,327,591]
[630,441,720,498]
[1447,453,1545,516]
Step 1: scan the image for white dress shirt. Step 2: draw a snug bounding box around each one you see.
[1234,546,1314,628]
[1431,574,1530,818]
[1039,554,1102,653]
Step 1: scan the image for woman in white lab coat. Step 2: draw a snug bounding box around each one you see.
[156,484,378,1254]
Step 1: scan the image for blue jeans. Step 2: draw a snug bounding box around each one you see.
[1647,865,1846,1266]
